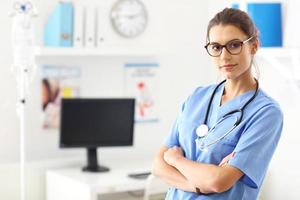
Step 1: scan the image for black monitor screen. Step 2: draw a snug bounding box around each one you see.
[60,98,135,148]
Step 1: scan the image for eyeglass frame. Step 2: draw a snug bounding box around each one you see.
[204,36,254,57]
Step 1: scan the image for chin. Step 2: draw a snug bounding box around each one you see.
[222,73,236,80]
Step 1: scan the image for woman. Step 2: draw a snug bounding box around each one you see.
[152,8,283,200]
[41,79,61,128]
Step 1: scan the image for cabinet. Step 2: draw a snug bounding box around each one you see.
[46,160,152,200]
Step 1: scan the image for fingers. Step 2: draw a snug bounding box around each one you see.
[219,160,227,167]
[169,146,183,154]
[171,146,181,150]
[219,152,236,167]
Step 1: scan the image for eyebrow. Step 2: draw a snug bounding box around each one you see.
[208,38,243,45]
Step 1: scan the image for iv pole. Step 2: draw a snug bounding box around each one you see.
[10,1,37,200]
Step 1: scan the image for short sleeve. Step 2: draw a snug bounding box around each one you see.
[163,101,186,148]
[163,86,204,148]
[228,105,283,188]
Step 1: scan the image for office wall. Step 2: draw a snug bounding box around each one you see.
[24,0,214,161]
[0,1,20,199]
[0,0,213,199]
[0,1,20,164]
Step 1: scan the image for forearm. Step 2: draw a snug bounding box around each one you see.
[172,157,221,193]
[152,147,195,192]
[172,156,243,193]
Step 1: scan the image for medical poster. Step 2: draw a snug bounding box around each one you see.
[124,63,160,123]
[41,65,81,129]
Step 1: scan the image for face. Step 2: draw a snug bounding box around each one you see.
[208,24,258,80]
[41,82,50,108]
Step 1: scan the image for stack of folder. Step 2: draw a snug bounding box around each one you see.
[44,1,108,48]
[44,2,74,47]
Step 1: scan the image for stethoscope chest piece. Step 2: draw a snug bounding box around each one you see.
[196,124,209,138]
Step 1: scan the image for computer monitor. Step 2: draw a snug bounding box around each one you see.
[60,98,135,172]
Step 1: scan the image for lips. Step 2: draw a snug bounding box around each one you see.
[220,64,237,72]
[222,64,237,68]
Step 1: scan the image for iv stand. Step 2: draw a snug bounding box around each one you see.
[10,1,37,200]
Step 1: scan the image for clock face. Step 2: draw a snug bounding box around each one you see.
[110,0,148,38]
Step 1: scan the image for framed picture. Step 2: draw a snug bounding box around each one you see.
[124,62,160,123]
[41,65,81,129]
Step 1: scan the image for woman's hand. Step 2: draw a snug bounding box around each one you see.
[163,146,184,166]
[219,152,235,167]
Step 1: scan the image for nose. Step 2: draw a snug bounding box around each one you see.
[220,46,231,60]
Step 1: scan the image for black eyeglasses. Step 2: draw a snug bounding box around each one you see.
[204,36,254,57]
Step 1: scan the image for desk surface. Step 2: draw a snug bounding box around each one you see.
[47,159,152,195]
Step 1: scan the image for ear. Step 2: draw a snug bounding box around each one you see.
[251,39,260,55]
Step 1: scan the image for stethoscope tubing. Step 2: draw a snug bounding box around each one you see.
[204,79,259,126]
[199,123,238,149]
[197,79,259,150]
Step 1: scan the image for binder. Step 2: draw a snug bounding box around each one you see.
[44,2,74,47]
[85,4,96,48]
[247,3,282,47]
[96,2,109,47]
[96,5,104,46]
[73,1,85,47]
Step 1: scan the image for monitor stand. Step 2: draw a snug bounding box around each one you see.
[82,148,110,172]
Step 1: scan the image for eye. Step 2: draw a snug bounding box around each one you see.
[210,44,222,51]
[227,41,242,49]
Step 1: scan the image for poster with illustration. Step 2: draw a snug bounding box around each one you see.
[41,65,81,129]
[124,63,159,123]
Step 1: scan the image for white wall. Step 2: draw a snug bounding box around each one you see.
[0,0,213,200]
[0,1,20,164]
[255,57,300,200]
[0,1,21,199]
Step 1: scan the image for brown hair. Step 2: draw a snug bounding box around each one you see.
[206,8,259,43]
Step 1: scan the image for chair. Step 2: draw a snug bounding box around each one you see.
[144,174,169,200]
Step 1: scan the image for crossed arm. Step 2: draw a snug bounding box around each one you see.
[152,146,244,194]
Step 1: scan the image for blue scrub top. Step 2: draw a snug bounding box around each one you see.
[164,82,283,200]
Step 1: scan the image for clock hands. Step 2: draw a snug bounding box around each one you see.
[111,12,144,19]
[110,0,147,38]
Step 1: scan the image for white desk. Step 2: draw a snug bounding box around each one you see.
[46,160,152,200]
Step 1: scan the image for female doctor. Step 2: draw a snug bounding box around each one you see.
[152,8,283,200]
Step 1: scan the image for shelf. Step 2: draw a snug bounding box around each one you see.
[257,47,300,57]
[256,47,300,81]
[34,46,158,57]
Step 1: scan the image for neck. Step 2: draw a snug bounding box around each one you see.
[224,77,256,96]
[221,74,257,105]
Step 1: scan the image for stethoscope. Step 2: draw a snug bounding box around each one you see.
[195,79,259,151]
